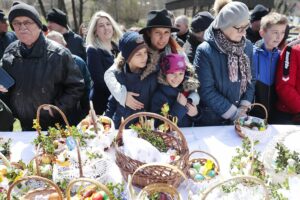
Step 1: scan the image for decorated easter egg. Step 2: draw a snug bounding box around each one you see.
[207,170,216,178]
[192,162,201,171]
[194,173,205,181]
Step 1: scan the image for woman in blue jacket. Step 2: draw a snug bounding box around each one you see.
[194,1,255,126]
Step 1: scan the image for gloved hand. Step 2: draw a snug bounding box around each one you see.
[230,107,248,121]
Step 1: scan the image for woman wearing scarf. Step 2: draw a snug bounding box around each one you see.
[194,1,255,126]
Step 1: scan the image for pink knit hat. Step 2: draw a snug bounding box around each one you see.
[160,53,186,74]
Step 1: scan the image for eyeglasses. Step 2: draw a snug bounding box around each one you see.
[232,23,250,33]
[12,20,35,29]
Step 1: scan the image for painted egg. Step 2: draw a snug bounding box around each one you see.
[194,173,205,181]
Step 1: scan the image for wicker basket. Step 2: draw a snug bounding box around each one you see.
[34,104,83,178]
[187,150,220,182]
[7,175,64,200]
[128,163,187,200]
[234,103,269,139]
[201,175,269,200]
[115,112,189,188]
[66,178,114,200]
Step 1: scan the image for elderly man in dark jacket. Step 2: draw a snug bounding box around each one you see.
[0,2,84,130]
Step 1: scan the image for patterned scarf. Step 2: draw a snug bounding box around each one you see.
[214,29,252,95]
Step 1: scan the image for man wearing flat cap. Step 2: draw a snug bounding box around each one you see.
[0,9,17,59]
[246,4,269,43]
[184,11,214,63]
[0,2,84,130]
[47,8,86,61]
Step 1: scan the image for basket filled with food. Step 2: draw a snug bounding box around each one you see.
[66,178,114,200]
[187,150,220,182]
[77,101,116,150]
[234,103,270,141]
[115,112,189,188]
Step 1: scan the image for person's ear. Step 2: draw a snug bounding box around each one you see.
[259,29,265,38]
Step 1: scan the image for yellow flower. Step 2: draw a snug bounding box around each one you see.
[161,103,170,116]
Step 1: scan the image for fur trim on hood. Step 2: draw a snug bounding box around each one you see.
[157,62,200,92]
[114,49,159,80]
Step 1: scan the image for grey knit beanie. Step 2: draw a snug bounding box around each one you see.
[212,1,249,30]
[8,2,42,30]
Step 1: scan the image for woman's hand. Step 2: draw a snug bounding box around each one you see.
[126,92,144,110]
[186,103,198,117]
[177,93,187,106]
[0,85,8,93]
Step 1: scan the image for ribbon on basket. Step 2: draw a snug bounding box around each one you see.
[128,163,188,200]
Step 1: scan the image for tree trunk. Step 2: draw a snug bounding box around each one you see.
[71,0,78,32]
[57,0,68,15]
[37,0,47,20]
[79,0,84,26]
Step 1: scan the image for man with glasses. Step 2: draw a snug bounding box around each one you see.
[0,2,84,130]
[0,9,16,59]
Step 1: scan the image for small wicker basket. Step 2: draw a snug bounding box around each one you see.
[201,175,269,200]
[128,163,187,200]
[234,103,269,138]
[34,104,83,177]
[7,175,64,200]
[187,150,220,182]
[66,178,114,200]
[115,112,189,188]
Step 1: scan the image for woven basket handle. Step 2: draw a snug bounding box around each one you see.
[201,175,269,200]
[246,103,268,121]
[187,150,220,173]
[36,104,71,135]
[128,163,187,200]
[66,178,114,200]
[0,151,11,167]
[116,112,187,148]
[7,175,64,200]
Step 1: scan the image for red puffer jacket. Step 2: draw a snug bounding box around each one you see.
[276,41,300,114]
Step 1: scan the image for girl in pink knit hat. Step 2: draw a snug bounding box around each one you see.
[151,53,201,127]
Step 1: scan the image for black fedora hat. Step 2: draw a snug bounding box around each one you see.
[139,9,179,34]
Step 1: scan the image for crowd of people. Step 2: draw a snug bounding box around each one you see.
[1,0,300,131]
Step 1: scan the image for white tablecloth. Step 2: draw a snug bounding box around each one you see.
[1,124,300,198]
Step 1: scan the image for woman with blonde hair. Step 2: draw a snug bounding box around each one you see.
[86,10,123,115]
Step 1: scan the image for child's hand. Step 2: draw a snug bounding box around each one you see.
[186,103,198,117]
[177,93,187,106]
[126,92,144,110]
[0,85,8,93]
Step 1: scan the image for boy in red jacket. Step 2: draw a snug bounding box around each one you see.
[275,39,300,124]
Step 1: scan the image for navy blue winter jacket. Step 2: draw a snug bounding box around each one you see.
[194,26,255,126]
[105,63,157,128]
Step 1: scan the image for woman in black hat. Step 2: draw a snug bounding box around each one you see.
[104,9,188,111]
